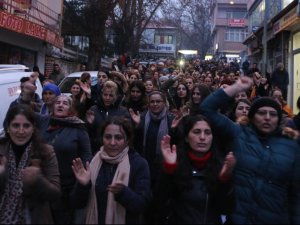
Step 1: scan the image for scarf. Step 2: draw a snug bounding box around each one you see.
[40,103,50,115]
[188,151,212,169]
[47,116,86,131]
[143,107,169,156]
[85,146,130,224]
[0,143,32,224]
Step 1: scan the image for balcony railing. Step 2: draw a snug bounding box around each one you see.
[0,0,61,33]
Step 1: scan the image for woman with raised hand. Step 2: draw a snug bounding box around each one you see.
[129,91,175,188]
[0,105,60,224]
[153,115,235,224]
[200,76,300,224]
[71,117,151,224]
[36,95,92,224]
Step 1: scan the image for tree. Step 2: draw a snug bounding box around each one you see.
[111,0,164,58]
[160,0,213,59]
[62,0,118,70]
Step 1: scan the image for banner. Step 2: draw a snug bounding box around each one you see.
[0,11,64,49]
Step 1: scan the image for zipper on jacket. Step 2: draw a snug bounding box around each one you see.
[203,193,209,224]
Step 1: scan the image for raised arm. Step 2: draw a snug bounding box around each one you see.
[199,77,253,138]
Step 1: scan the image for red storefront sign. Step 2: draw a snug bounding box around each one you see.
[228,19,245,27]
[0,11,64,49]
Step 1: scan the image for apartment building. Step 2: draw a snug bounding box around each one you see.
[139,23,180,59]
[211,0,249,62]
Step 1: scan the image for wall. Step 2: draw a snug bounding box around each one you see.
[0,29,46,71]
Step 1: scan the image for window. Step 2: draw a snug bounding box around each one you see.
[226,10,246,19]
[154,35,173,44]
[225,28,248,42]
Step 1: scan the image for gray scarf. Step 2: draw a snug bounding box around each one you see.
[143,107,169,156]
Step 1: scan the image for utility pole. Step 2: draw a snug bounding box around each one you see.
[262,0,270,76]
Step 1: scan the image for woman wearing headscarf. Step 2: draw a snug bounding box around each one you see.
[40,83,61,115]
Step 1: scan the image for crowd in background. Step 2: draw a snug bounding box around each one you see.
[0,56,300,224]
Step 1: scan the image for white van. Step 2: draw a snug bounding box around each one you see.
[0,65,43,132]
[58,71,98,95]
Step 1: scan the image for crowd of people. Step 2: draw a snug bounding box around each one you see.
[0,57,300,224]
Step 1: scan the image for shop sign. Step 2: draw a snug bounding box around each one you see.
[0,11,64,49]
[273,6,300,34]
[228,19,245,27]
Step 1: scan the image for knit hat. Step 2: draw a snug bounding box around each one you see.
[248,97,282,121]
[42,83,61,96]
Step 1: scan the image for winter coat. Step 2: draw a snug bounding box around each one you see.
[71,148,152,224]
[0,140,61,224]
[271,68,289,90]
[133,110,174,186]
[154,167,223,224]
[35,114,92,224]
[200,89,300,224]
[88,102,130,154]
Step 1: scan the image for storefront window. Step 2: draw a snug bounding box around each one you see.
[0,42,36,69]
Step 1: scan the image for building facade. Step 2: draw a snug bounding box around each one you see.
[138,23,180,59]
[243,0,300,113]
[0,0,66,76]
[211,0,249,62]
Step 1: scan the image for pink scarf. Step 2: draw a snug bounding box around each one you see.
[85,146,130,224]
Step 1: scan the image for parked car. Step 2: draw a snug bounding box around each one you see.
[58,71,98,95]
[0,65,43,132]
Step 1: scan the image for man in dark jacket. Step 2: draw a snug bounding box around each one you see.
[271,62,289,100]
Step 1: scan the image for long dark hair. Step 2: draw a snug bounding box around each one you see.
[2,105,51,160]
[173,82,190,110]
[174,115,221,192]
[187,84,211,116]
[124,80,148,112]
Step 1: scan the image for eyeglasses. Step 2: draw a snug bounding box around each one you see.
[256,110,278,117]
[150,100,163,104]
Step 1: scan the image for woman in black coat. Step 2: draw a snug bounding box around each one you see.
[153,115,235,224]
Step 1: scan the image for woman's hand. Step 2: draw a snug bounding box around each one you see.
[85,110,95,124]
[129,108,141,125]
[21,166,41,186]
[224,76,253,97]
[282,127,300,140]
[219,152,236,181]
[171,111,183,129]
[161,135,177,164]
[236,76,253,92]
[79,81,91,95]
[72,158,91,186]
[107,173,125,194]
